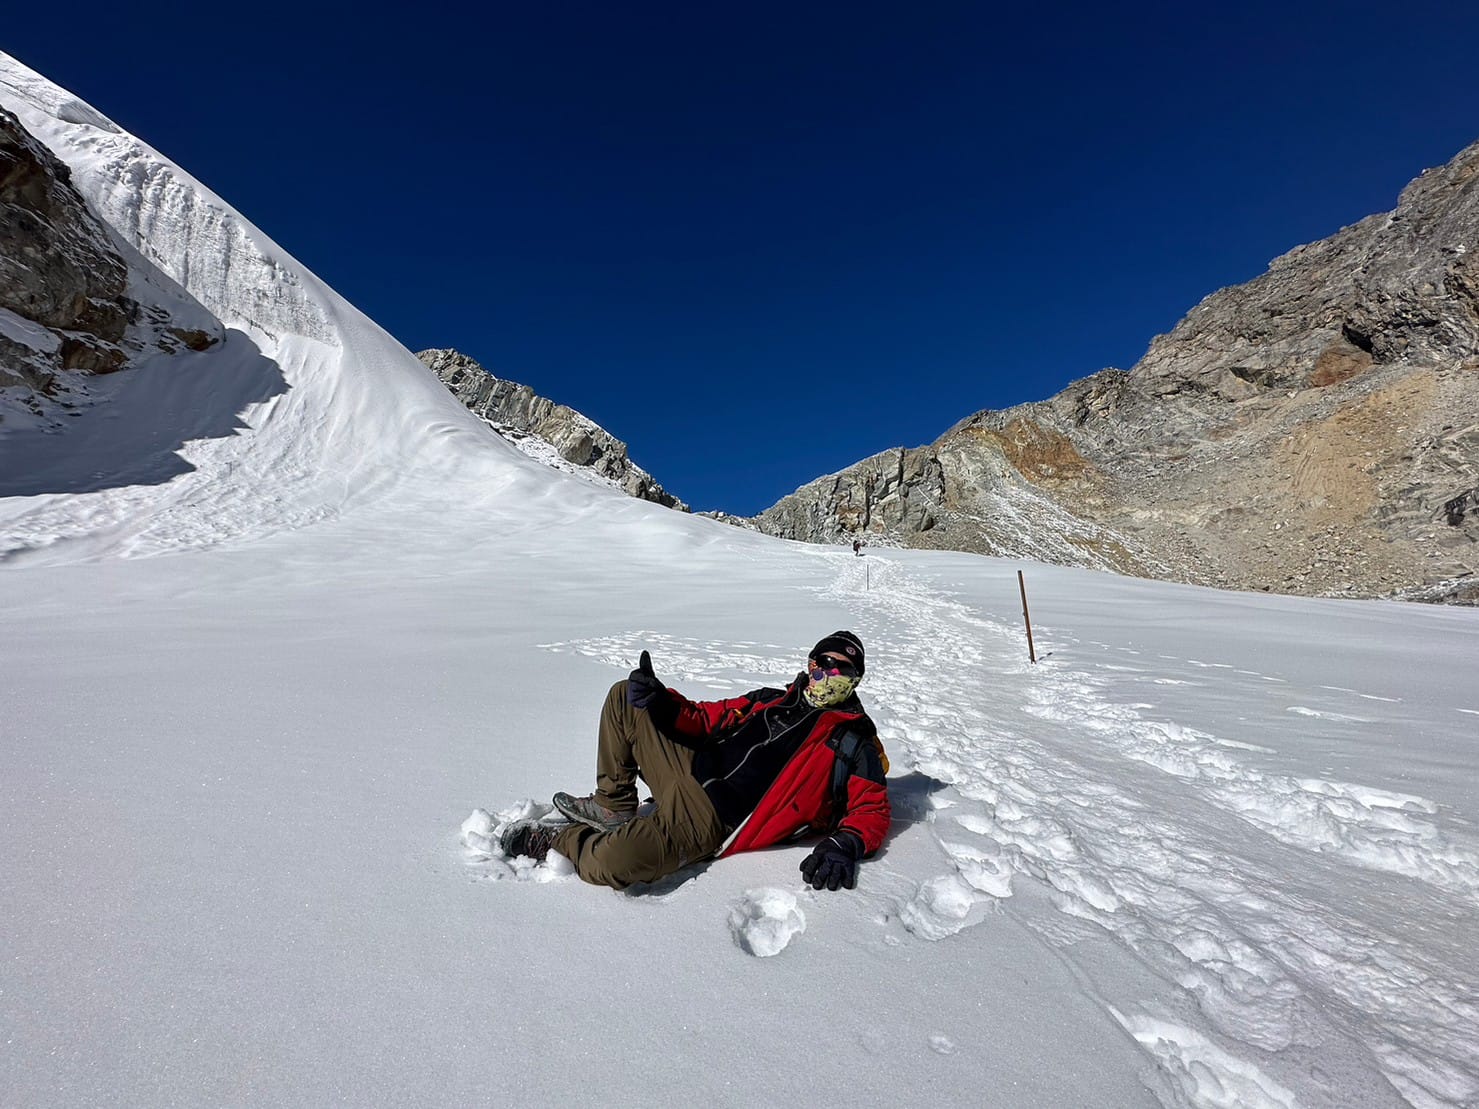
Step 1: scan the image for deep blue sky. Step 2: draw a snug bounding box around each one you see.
[7,3,1479,513]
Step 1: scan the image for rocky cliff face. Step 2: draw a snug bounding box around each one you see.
[417,348,686,510]
[1,106,219,428]
[753,138,1479,602]
[1,105,132,394]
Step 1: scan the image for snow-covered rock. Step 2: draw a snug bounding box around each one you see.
[418,346,687,510]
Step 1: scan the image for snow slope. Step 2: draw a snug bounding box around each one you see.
[0,51,587,565]
[2,52,1477,1109]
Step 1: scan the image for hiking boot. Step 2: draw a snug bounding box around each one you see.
[499,820,561,861]
[553,791,637,833]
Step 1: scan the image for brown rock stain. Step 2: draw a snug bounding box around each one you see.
[1309,341,1374,387]
[1275,371,1437,522]
[956,417,1096,486]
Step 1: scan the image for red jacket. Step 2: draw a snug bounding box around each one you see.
[660,681,891,858]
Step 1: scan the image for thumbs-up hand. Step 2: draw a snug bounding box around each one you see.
[627,650,666,709]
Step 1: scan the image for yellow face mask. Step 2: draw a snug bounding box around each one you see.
[804,672,859,708]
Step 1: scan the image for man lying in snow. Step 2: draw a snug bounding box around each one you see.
[500,631,891,891]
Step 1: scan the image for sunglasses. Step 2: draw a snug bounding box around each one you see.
[809,655,859,679]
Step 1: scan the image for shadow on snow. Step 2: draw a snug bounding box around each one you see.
[0,328,288,496]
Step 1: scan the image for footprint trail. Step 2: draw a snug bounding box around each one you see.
[812,553,1479,1109]
[546,553,1479,1107]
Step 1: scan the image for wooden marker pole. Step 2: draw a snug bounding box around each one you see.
[1018,569,1037,663]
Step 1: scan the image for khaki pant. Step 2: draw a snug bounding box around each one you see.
[553,681,728,889]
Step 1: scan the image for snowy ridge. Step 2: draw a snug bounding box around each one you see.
[0,51,624,565]
[0,56,332,346]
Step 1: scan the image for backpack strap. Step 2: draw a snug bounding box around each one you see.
[828,726,867,829]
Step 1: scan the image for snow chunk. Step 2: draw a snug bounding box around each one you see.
[1113,1011,1298,1109]
[0,61,120,132]
[728,888,805,957]
[54,97,120,132]
[458,802,572,883]
[460,808,494,841]
[899,874,985,941]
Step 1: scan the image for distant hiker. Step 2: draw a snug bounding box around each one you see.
[852,539,863,556]
[500,632,890,891]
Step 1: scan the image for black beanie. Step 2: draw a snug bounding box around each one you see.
[810,630,865,676]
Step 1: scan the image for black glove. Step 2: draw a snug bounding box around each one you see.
[626,650,667,710]
[800,831,864,891]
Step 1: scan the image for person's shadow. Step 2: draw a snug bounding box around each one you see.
[623,770,947,896]
[874,769,948,843]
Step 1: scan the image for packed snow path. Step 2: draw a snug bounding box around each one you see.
[521,552,1479,1108]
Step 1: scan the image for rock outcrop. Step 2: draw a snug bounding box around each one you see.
[1,106,219,427]
[752,138,1479,603]
[417,348,686,510]
[1,104,132,392]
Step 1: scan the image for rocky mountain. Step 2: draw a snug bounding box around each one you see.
[417,348,686,510]
[752,139,1479,603]
[0,105,219,430]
